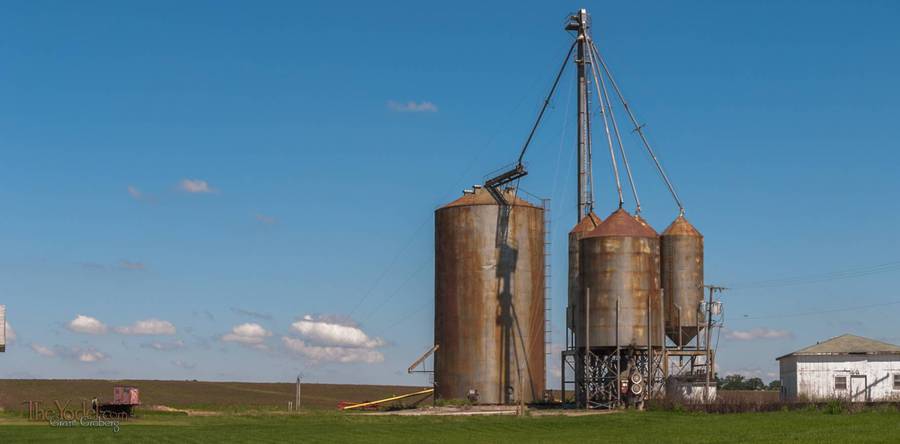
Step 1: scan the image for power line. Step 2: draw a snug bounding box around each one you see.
[370,299,433,339]
[733,299,900,321]
[359,256,432,324]
[728,260,900,290]
[720,261,900,322]
[348,218,429,316]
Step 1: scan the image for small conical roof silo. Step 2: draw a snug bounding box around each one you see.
[567,212,602,335]
[660,215,704,346]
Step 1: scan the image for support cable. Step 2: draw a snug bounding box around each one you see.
[590,39,641,213]
[550,71,575,209]
[517,40,578,165]
[585,42,623,207]
[591,43,684,214]
[585,57,595,211]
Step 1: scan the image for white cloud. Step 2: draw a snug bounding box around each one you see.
[281,337,384,364]
[67,315,108,335]
[178,179,214,194]
[547,343,564,380]
[119,259,146,271]
[387,100,438,113]
[116,319,176,336]
[723,367,780,382]
[255,214,277,225]
[6,322,16,343]
[172,359,196,370]
[141,340,185,351]
[30,344,106,363]
[725,367,764,377]
[725,328,792,341]
[126,185,157,203]
[77,350,106,363]
[127,185,142,200]
[282,315,386,364]
[80,262,107,271]
[231,307,273,320]
[31,343,56,357]
[549,364,561,380]
[290,315,385,348]
[222,323,271,345]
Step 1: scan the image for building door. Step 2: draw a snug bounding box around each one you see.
[850,375,867,403]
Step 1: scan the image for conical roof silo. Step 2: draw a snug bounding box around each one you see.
[577,208,663,349]
[660,215,705,346]
[567,212,602,335]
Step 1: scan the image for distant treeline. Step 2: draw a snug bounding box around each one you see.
[716,374,781,391]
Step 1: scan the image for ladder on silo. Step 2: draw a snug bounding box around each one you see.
[542,198,552,390]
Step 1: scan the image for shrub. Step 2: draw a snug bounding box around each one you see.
[825,399,843,415]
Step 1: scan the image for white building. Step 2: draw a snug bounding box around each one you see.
[777,334,900,402]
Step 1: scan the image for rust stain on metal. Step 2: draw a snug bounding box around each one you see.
[567,212,602,332]
[584,208,658,238]
[569,212,602,234]
[660,215,704,346]
[662,215,702,236]
[441,188,535,208]
[434,188,545,404]
[577,209,663,349]
[633,213,652,230]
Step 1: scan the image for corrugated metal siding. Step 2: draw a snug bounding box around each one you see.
[786,355,900,401]
[779,356,798,400]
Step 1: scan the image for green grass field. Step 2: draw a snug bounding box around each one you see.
[0,380,897,442]
[1,409,899,443]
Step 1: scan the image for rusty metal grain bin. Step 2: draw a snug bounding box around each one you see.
[567,212,601,334]
[577,208,663,349]
[434,187,545,404]
[661,215,705,346]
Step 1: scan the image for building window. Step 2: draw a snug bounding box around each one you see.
[835,376,847,390]
[893,374,900,390]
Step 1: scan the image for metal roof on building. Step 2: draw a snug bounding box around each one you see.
[776,334,900,360]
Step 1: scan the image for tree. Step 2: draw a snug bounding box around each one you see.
[720,374,746,390]
[717,374,771,390]
[745,377,766,391]
[768,380,782,391]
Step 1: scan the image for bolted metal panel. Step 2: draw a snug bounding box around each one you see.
[434,188,545,404]
[577,209,663,349]
[567,212,602,334]
[660,215,705,346]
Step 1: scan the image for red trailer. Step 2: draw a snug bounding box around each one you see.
[94,386,140,417]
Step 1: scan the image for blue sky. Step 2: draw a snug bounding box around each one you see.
[1,1,898,385]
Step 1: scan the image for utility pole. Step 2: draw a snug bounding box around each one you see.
[567,9,591,223]
[702,285,726,403]
[295,375,301,411]
[518,368,525,416]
